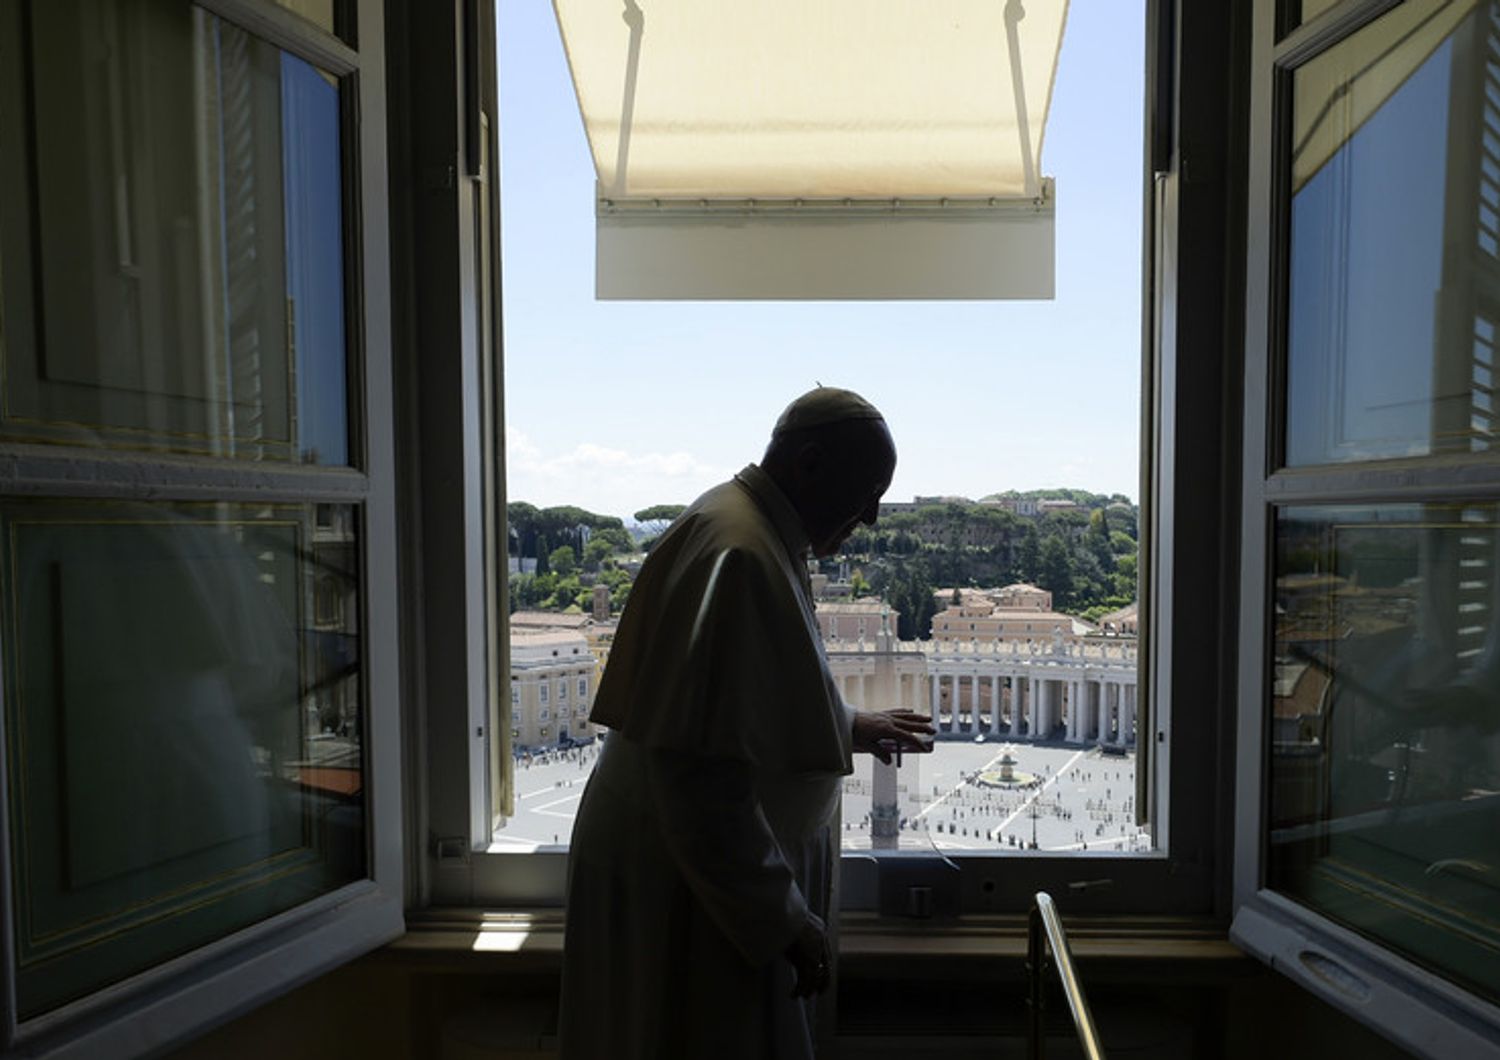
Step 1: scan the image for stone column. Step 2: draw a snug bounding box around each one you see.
[1094,681,1107,745]
[930,672,941,720]
[947,674,959,732]
[991,673,1003,734]
[1068,680,1080,742]
[1010,677,1023,737]
[970,671,981,729]
[1123,683,1136,744]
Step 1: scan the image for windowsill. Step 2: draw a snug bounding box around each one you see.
[382,908,1243,973]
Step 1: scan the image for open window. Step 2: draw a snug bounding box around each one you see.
[421,0,1255,927]
[1232,0,1500,1050]
[0,0,403,1054]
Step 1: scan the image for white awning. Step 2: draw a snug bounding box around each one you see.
[552,0,1069,299]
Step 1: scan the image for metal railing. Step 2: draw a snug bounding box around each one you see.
[1027,891,1106,1060]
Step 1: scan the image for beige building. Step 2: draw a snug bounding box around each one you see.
[509,630,598,749]
[1094,602,1139,637]
[928,583,1090,647]
[816,599,896,643]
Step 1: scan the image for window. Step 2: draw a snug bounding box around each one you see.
[0,0,401,1052]
[578,676,588,697]
[1233,0,1500,1049]
[538,683,548,704]
[558,679,567,701]
[455,0,1243,916]
[511,686,520,705]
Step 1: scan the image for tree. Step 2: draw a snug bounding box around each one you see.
[1017,526,1041,582]
[593,527,635,554]
[850,569,871,597]
[634,504,686,535]
[1039,536,1074,608]
[582,537,613,572]
[534,534,550,575]
[549,545,577,576]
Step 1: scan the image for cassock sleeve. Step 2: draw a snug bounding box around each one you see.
[645,746,815,968]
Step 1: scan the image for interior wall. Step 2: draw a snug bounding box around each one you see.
[165,950,1415,1060]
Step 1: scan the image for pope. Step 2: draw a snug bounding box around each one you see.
[558,387,934,1060]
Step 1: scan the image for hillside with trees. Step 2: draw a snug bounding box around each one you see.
[838,490,1138,632]
[504,489,1138,629]
[506,502,636,614]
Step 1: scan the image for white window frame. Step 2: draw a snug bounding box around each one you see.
[0,0,404,1054]
[1229,1,1500,1053]
[421,0,1255,923]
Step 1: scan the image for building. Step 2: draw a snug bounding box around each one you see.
[1093,602,1138,637]
[929,582,1092,647]
[509,631,598,749]
[816,599,894,642]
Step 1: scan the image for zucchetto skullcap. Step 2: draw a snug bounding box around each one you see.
[772,387,885,436]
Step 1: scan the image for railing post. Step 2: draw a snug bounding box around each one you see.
[1027,902,1046,1060]
[1028,891,1107,1060]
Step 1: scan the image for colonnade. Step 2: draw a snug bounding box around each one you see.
[923,669,1137,746]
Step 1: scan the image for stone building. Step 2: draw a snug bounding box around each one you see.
[509,630,598,749]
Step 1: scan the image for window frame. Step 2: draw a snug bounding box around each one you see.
[0,0,404,1054]
[419,0,1254,922]
[1229,0,1500,1052]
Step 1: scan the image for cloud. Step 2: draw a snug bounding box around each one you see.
[505,428,727,517]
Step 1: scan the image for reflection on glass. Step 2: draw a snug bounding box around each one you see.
[1285,2,1495,466]
[273,0,338,35]
[1270,504,1500,1004]
[0,1,349,464]
[0,500,363,1017]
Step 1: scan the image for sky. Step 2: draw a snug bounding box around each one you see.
[498,1,1145,520]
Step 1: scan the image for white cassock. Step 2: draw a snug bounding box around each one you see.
[559,464,854,1060]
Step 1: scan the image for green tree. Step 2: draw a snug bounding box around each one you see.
[593,527,635,553]
[1017,526,1041,582]
[582,537,613,572]
[534,534,550,575]
[549,544,577,576]
[1039,536,1074,607]
[634,504,687,535]
[850,569,871,597]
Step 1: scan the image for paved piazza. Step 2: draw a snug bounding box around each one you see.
[491,737,1149,854]
[839,738,1149,853]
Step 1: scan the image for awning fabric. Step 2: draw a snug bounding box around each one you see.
[552,0,1069,299]
[553,0,1068,201]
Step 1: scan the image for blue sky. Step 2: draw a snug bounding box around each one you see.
[498,1,1144,519]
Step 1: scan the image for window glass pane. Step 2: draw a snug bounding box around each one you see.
[1270,503,1500,1005]
[0,2,350,465]
[1285,2,1494,466]
[0,499,363,1018]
